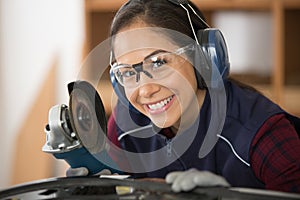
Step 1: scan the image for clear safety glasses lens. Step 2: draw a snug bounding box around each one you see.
[110,45,195,88]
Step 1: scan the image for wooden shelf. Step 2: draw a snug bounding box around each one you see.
[86,0,273,11]
[244,84,300,116]
[86,0,300,12]
[284,0,300,9]
[193,0,273,10]
[283,86,300,116]
[86,0,126,11]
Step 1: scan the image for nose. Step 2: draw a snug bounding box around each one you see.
[138,83,160,98]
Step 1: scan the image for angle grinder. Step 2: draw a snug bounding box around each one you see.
[42,80,121,175]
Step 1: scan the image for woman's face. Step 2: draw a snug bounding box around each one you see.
[113,24,205,131]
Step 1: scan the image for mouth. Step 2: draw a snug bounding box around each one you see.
[145,95,175,114]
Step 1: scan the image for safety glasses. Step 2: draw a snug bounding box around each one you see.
[110,44,195,88]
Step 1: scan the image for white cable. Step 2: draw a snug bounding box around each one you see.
[217,134,251,167]
[117,124,153,141]
[187,4,210,28]
[180,4,199,45]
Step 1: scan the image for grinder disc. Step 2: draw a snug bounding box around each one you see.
[68,81,107,154]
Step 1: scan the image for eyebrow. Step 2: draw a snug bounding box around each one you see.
[115,49,170,66]
[143,49,169,60]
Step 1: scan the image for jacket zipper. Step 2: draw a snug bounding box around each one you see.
[165,137,188,170]
[166,138,172,157]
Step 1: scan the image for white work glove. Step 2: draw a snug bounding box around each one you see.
[66,167,112,177]
[166,168,230,192]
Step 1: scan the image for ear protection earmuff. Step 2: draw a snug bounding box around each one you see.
[110,69,139,112]
[110,0,230,109]
[196,28,230,88]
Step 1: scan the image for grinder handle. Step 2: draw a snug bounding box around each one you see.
[54,147,122,175]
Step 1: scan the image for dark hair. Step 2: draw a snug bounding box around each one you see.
[110,0,208,44]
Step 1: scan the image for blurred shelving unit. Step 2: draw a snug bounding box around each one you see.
[84,0,300,116]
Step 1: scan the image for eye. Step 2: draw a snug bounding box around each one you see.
[149,55,168,68]
[122,69,136,78]
[152,59,166,68]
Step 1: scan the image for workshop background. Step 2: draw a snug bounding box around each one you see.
[0,0,85,188]
[0,0,299,189]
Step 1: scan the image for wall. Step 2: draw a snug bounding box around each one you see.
[0,0,84,188]
[212,11,273,75]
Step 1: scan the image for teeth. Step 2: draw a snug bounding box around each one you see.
[148,96,173,110]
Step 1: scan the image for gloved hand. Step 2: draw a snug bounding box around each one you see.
[166,168,230,192]
[66,167,112,177]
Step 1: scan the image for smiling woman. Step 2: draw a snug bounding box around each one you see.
[67,0,300,194]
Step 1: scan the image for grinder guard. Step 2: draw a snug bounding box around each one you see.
[43,81,121,175]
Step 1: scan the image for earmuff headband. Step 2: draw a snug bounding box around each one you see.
[167,0,210,29]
